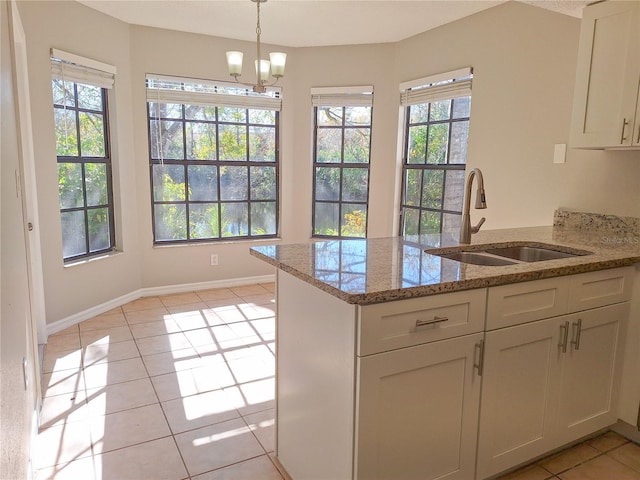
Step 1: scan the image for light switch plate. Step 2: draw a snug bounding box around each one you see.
[553,143,567,164]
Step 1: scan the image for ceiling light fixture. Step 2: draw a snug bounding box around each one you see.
[226,0,286,93]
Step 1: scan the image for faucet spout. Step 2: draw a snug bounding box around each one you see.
[459,168,487,244]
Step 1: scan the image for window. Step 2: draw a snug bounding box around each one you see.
[311,86,373,238]
[146,75,280,243]
[399,68,473,236]
[51,50,116,262]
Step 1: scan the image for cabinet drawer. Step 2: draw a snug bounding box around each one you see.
[568,267,633,312]
[487,277,570,330]
[357,289,486,356]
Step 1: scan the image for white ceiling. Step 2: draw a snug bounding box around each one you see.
[75,0,589,48]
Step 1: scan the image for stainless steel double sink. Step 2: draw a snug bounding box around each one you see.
[427,244,592,266]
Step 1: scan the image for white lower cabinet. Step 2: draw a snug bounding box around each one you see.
[356,333,483,480]
[555,303,628,446]
[275,267,633,480]
[476,302,629,479]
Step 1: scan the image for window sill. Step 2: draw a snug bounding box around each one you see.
[63,249,123,268]
[152,237,282,249]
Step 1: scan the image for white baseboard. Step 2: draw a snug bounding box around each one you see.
[46,274,276,336]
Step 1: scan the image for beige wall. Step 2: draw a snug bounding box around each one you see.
[1,1,39,477]
[16,0,640,325]
[18,1,141,323]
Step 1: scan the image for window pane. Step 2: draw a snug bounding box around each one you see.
[77,84,102,110]
[189,204,220,239]
[449,121,469,164]
[249,126,276,162]
[251,202,276,235]
[407,125,427,164]
[54,109,78,156]
[185,105,216,121]
[452,97,471,119]
[409,104,428,124]
[404,169,422,207]
[315,167,340,201]
[341,204,366,238]
[58,163,83,209]
[429,100,451,121]
[317,107,343,126]
[61,210,86,258]
[422,169,444,209]
[154,204,187,241]
[316,128,342,163]
[420,210,440,234]
[52,80,75,107]
[220,166,248,201]
[249,109,275,125]
[221,202,248,237]
[442,213,462,235]
[85,163,107,206]
[426,123,449,164]
[186,122,217,160]
[345,106,371,126]
[250,166,276,200]
[314,202,339,236]
[218,107,246,123]
[88,207,110,252]
[149,102,182,119]
[188,165,218,201]
[79,112,105,157]
[343,128,370,163]
[342,167,368,202]
[219,124,247,161]
[153,164,186,201]
[150,120,184,160]
[443,170,465,212]
[402,208,419,236]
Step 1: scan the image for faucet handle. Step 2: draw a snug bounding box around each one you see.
[471,217,486,234]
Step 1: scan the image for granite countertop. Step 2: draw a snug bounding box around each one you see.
[250,211,640,305]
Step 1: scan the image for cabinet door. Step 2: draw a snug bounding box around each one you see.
[555,303,629,446]
[476,318,562,479]
[570,0,640,148]
[355,333,483,480]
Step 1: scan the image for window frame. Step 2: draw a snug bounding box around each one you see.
[398,69,472,237]
[146,76,281,244]
[311,97,373,239]
[54,80,116,262]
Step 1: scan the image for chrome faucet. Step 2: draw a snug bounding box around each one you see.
[459,168,487,243]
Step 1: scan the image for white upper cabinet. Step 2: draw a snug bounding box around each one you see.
[570,0,640,149]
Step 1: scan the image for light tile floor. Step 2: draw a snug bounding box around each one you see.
[497,430,640,480]
[37,283,283,480]
[37,282,640,480]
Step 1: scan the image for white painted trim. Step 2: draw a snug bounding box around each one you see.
[46,274,276,336]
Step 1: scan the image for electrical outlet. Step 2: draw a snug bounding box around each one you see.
[210,254,219,266]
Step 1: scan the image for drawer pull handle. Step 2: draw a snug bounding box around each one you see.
[571,318,583,350]
[559,321,570,353]
[414,316,449,330]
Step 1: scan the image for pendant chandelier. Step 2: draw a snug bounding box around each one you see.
[226,0,287,93]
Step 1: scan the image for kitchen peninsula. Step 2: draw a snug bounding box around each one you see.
[250,211,640,480]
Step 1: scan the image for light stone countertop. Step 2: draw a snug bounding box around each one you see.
[250,222,640,305]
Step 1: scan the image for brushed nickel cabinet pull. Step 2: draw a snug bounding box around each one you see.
[559,321,570,353]
[414,316,449,330]
[474,339,485,377]
[636,124,640,144]
[571,318,583,350]
[621,118,630,143]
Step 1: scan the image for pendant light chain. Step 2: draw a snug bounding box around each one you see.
[256,0,263,89]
